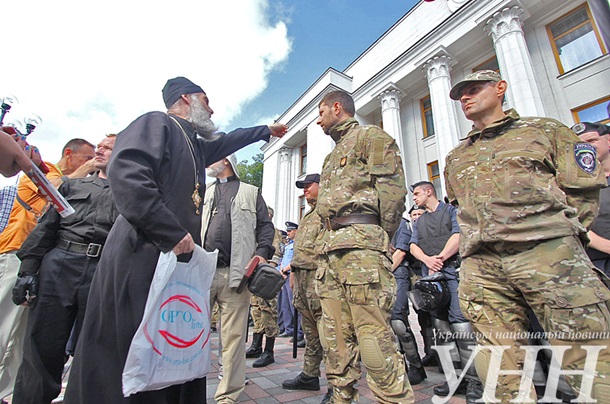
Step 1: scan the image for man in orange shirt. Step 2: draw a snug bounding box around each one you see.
[0,138,95,402]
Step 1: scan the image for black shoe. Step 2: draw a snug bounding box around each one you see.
[246,346,262,358]
[279,331,292,337]
[434,381,466,397]
[421,352,438,367]
[407,365,426,385]
[297,339,306,348]
[246,333,263,358]
[465,379,484,404]
[320,388,333,404]
[282,372,320,391]
[252,351,275,367]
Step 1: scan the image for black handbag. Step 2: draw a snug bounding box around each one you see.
[248,263,285,300]
[237,257,285,300]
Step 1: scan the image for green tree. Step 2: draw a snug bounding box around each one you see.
[236,153,263,188]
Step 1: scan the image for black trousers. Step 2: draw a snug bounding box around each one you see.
[12,248,99,404]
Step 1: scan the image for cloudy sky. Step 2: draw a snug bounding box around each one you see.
[1,0,417,187]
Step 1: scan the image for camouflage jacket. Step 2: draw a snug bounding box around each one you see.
[316,118,407,253]
[291,201,321,270]
[444,109,605,258]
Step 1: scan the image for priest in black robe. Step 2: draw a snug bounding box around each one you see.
[63,77,287,404]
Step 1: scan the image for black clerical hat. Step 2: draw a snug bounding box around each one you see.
[162,77,205,109]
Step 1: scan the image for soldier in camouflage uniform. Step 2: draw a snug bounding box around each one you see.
[246,207,282,366]
[445,70,610,402]
[315,90,413,404]
[281,174,333,404]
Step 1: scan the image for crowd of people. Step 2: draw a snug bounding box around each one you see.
[0,69,608,404]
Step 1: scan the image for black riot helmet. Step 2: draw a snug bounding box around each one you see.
[409,272,450,312]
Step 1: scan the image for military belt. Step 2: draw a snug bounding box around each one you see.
[323,213,379,231]
[291,266,316,271]
[57,238,103,258]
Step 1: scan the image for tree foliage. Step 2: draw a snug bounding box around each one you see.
[236,153,264,188]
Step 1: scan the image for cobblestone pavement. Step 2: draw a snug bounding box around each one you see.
[4,310,467,404]
[207,328,467,404]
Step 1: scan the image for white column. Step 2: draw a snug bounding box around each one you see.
[423,55,461,194]
[485,6,545,116]
[378,88,408,186]
[277,147,293,226]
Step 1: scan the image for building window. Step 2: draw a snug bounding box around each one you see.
[299,144,307,176]
[547,4,607,74]
[572,96,610,125]
[473,56,499,73]
[427,161,442,197]
[421,95,435,139]
[299,195,307,220]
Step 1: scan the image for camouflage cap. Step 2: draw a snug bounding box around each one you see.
[571,122,610,136]
[449,70,502,100]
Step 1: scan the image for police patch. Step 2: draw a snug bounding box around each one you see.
[574,143,597,174]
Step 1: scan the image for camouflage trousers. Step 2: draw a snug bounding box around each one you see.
[211,301,220,328]
[316,249,413,404]
[293,268,324,377]
[250,295,279,338]
[460,236,610,403]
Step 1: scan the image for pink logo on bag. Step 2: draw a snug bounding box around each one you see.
[144,292,210,357]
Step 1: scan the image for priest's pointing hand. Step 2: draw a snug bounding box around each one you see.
[268,123,288,138]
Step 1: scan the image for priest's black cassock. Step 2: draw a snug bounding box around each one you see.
[63,112,271,404]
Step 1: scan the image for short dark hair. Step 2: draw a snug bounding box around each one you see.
[62,138,95,155]
[410,181,436,196]
[319,90,355,117]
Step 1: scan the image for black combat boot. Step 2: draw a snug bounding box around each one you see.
[246,332,263,358]
[434,380,466,396]
[465,379,484,404]
[282,372,320,390]
[252,337,275,367]
[406,354,427,385]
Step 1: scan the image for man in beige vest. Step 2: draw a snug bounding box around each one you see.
[202,154,275,403]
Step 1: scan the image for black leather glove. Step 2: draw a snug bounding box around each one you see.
[12,272,39,308]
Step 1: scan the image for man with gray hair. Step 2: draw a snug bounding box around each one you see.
[202,154,275,403]
[64,77,287,404]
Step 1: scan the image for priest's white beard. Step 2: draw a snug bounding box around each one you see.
[188,95,218,140]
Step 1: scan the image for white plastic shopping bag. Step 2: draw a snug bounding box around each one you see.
[122,245,218,396]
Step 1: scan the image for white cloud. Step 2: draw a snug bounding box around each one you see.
[0,0,291,186]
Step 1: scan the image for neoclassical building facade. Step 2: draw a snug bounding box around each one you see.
[261,0,610,227]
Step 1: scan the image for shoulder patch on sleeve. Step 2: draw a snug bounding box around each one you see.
[574,143,597,174]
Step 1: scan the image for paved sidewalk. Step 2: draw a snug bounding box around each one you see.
[208,329,467,404]
[5,325,468,403]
